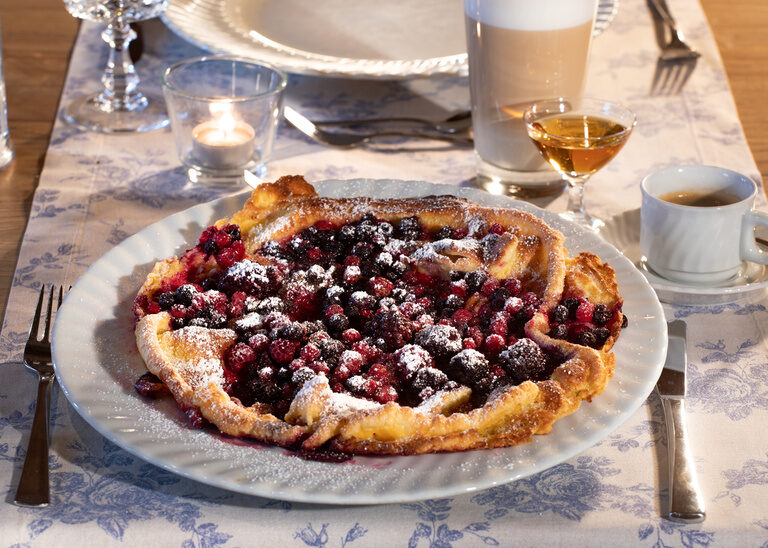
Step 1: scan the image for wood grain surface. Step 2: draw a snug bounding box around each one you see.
[0,0,765,320]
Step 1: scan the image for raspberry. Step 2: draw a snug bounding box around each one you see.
[344,265,362,284]
[521,291,539,308]
[213,230,232,249]
[300,343,322,362]
[369,276,394,297]
[504,296,523,314]
[289,358,307,372]
[269,339,299,364]
[216,241,245,269]
[324,304,344,319]
[308,360,330,375]
[248,333,270,352]
[504,278,522,295]
[314,220,335,231]
[170,304,187,319]
[575,300,595,323]
[481,278,501,297]
[351,340,382,363]
[134,372,170,398]
[338,350,364,377]
[226,343,256,373]
[450,280,467,297]
[483,334,506,355]
[489,223,505,235]
[452,308,473,325]
[489,315,508,336]
[462,338,477,349]
[342,328,362,344]
[307,247,323,262]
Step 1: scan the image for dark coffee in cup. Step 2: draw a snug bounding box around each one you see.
[657,189,741,207]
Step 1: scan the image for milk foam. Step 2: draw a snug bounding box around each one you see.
[463,0,596,31]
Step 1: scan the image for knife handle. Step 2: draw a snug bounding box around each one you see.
[662,397,706,522]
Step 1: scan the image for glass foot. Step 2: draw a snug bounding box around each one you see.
[65,93,169,133]
[559,209,605,232]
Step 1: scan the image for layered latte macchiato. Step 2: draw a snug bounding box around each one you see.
[464,0,597,191]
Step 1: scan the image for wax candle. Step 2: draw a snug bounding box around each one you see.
[191,108,255,170]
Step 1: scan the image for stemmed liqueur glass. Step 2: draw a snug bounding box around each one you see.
[524,98,636,231]
[62,0,169,133]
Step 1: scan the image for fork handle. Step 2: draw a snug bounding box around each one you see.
[13,372,53,507]
[662,398,705,522]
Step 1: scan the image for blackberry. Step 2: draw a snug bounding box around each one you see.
[338,224,357,245]
[260,240,283,258]
[327,313,350,333]
[465,270,487,294]
[449,270,464,281]
[351,242,375,260]
[157,291,175,310]
[170,317,186,330]
[397,216,422,240]
[592,327,611,347]
[389,261,408,279]
[349,291,376,311]
[175,284,198,306]
[288,236,310,257]
[394,344,434,381]
[291,367,316,389]
[411,367,450,399]
[222,224,241,241]
[563,298,580,316]
[577,330,597,348]
[498,338,547,384]
[279,322,306,341]
[514,304,536,324]
[491,287,511,310]
[376,221,394,238]
[435,226,454,240]
[203,239,219,255]
[367,309,414,351]
[188,317,210,328]
[443,294,463,315]
[415,324,462,359]
[549,324,568,340]
[355,223,377,242]
[550,305,569,325]
[319,338,345,365]
[256,296,285,314]
[391,287,409,302]
[592,304,613,326]
[447,349,490,386]
[301,226,319,243]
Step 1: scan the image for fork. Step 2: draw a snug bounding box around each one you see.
[13,285,63,507]
[648,0,701,95]
[283,106,473,148]
[313,110,472,134]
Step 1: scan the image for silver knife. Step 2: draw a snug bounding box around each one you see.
[657,320,706,523]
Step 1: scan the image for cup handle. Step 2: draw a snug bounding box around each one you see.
[741,211,768,264]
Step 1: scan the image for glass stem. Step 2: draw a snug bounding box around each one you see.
[564,175,590,221]
[97,21,147,113]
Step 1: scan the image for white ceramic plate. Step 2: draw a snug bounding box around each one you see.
[162,0,619,79]
[52,179,666,505]
[599,208,768,305]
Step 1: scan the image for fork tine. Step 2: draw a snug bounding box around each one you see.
[29,286,46,342]
[42,285,55,343]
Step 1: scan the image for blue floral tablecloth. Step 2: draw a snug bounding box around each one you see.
[2,0,767,546]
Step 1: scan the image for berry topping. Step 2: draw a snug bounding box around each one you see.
[498,339,547,384]
[415,324,462,359]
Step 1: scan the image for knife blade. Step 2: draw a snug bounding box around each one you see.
[657,320,706,523]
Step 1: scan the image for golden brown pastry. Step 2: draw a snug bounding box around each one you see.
[133,175,624,455]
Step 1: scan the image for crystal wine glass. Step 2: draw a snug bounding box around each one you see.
[524,98,636,231]
[62,0,169,133]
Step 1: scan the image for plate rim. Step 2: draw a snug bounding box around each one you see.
[52,178,667,504]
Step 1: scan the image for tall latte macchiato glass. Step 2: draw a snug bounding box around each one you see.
[640,166,768,284]
[464,0,598,197]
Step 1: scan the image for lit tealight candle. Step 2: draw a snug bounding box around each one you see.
[192,104,255,170]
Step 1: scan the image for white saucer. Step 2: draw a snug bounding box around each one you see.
[598,209,768,305]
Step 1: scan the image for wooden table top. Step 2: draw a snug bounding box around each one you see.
[0,0,765,321]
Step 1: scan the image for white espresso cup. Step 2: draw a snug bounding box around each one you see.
[640,165,768,284]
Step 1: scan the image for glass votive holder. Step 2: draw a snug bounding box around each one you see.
[162,55,286,184]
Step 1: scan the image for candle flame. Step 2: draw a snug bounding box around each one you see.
[209,101,238,140]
